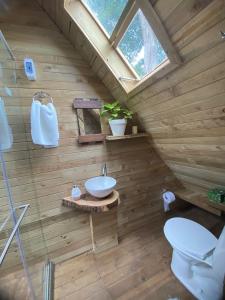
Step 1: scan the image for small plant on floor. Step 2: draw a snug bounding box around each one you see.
[100,101,133,136]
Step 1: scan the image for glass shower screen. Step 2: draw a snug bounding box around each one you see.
[0,30,50,300]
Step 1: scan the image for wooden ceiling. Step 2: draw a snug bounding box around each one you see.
[39,0,225,200]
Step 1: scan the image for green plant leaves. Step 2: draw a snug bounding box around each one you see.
[100,101,133,120]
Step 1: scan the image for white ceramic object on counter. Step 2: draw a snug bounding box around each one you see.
[85,176,116,198]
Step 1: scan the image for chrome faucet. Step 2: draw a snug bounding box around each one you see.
[101,163,107,176]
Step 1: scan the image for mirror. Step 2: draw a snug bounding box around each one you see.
[73,98,106,143]
[77,108,102,135]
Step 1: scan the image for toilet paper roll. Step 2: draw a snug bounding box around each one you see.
[163,191,176,212]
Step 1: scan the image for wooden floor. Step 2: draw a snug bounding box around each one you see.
[0,206,224,300]
[54,207,224,300]
[0,262,43,300]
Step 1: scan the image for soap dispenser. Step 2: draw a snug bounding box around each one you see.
[71,185,81,200]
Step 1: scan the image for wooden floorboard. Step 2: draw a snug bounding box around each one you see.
[0,206,224,300]
[54,207,224,300]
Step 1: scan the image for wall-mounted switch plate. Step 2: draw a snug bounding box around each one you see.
[24,58,36,80]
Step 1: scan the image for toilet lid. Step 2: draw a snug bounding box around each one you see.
[164,217,218,260]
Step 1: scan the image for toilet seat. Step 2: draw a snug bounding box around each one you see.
[164,217,217,260]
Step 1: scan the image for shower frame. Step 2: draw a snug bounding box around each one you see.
[0,30,54,300]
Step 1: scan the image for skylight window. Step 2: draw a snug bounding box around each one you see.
[118,9,167,78]
[82,0,128,36]
[69,0,181,94]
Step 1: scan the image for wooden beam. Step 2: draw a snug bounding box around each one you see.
[110,0,136,44]
[112,1,138,48]
[139,0,182,65]
[90,209,119,253]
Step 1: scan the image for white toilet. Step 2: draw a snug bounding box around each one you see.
[164,217,225,300]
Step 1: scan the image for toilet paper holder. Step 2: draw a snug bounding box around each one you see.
[162,191,176,212]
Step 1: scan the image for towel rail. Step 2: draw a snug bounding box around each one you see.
[0,204,30,265]
[33,91,53,104]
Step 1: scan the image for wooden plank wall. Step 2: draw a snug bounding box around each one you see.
[0,0,179,273]
[43,0,225,197]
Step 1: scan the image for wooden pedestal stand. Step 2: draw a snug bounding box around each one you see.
[63,190,120,253]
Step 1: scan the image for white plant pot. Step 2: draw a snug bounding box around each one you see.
[109,119,127,136]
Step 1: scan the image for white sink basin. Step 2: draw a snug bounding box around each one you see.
[85,176,117,198]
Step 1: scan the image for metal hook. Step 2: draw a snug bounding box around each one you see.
[220,31,225,39]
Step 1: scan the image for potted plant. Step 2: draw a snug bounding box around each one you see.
[100,101,133,136]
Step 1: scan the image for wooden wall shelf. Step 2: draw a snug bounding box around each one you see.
[174,188,222,216]
[208,201,225,213]
[106,133,148,141]
[78,134,106,144]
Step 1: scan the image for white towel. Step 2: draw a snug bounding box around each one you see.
[31,100,59,148]
[0,97,13,151]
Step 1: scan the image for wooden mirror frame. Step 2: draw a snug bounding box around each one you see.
[73,98,106,144]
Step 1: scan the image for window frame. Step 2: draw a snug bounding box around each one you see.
[65,0,181,96]
[115,8,169,80]
[81,0,139,78]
